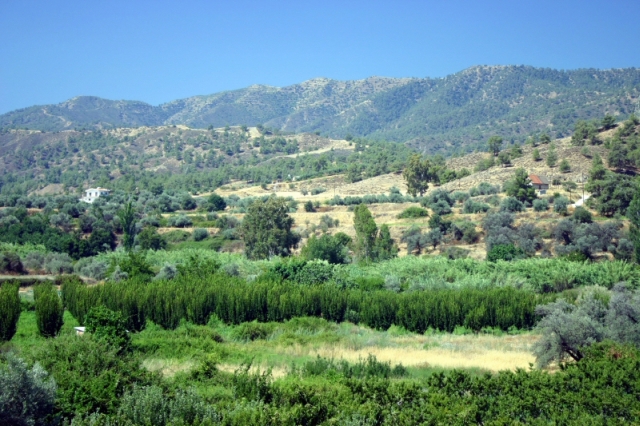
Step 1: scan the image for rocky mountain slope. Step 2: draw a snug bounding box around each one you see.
[1,66,639,154]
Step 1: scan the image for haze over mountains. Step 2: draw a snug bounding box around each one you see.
[2,65,639,153]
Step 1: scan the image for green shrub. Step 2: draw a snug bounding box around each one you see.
[301,234,350,264]
[304,200,315,212]
[192,228,209,241]
[500,196,524,212]
[137,226,167,250]
[0,282,20,342]
[233,321,275,341]
[33,335,155,418]
[0,252,24,274]
[554,196,569,214]
[487,244,526,262]
[207,193,227,212]
[397,206,429,219]
[34,283,64,338]
[85,306,131,353]
[572,206,593,223]
[533,199,549,212]
[463,199,490,214]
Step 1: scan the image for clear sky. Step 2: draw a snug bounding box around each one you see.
[1,0,639,114]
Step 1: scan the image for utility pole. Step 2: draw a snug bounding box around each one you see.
[582,172,584,202]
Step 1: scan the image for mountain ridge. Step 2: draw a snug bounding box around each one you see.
[2,65,639,154]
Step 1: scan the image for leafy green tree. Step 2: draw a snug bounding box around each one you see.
[402,155,435,197]
[241,197,300,260]
[487,135,503,156]
[559,158,571,173]
[117,201,137,251]
[207,193,226,212]
[546,144,558,167]
[34,283,64,338]
[0,282,20,342]
[504,168,537,203]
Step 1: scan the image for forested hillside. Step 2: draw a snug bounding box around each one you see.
[2,66,639,154]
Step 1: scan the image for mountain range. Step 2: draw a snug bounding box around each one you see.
[2,65,639,153]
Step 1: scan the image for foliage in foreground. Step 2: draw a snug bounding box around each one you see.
[38,342,640,425]
[0,353,57,426]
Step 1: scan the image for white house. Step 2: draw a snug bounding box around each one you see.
[80,187,110,204]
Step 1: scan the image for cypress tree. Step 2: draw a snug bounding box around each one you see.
[34,283,64,338]
[0,282,21,342]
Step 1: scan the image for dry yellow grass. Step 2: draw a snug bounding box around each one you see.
[275,333,538,372]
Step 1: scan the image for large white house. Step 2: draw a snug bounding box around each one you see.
[80,187,110,203]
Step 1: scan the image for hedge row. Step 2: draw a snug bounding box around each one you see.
[61,274,551,333]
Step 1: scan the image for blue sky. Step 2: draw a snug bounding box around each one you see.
[1,0,639,114]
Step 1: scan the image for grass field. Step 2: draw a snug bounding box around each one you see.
[9,309,538,385]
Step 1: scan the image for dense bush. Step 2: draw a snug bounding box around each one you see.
[0,283,21,342]
[0,252,24,274]
[85,306,132,353]
[487,244,527,262]
[32,335,156,418]
[572,206,593,223]
[192,228,209,241]
[397,206,429,219]
[34,283,64,338]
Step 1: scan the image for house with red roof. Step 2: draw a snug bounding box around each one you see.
[529,174,549,191]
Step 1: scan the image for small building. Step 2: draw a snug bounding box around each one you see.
[529,174,549,191]
[74,326,86,336]
[80,187,110,204]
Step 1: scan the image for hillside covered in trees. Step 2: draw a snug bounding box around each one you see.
[2,65,639,154]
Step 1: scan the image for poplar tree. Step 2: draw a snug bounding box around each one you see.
[34,283,64,338]
[0,283,20,342]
